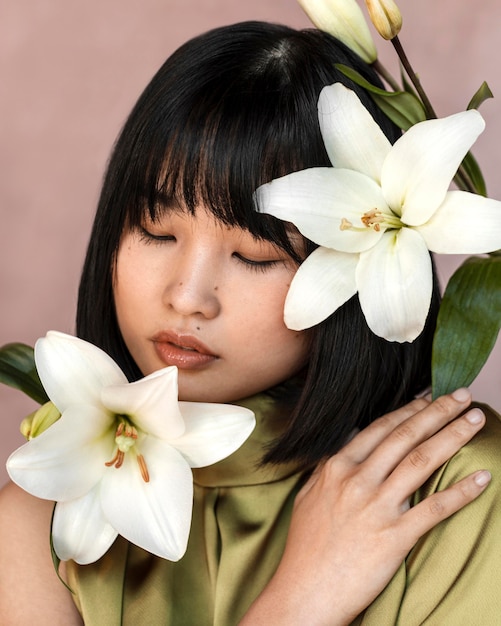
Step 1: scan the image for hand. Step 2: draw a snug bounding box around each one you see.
[242,389,490,625]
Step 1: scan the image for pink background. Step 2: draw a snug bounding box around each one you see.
[1,0,501,486]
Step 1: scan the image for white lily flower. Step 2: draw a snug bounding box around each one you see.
[256,82,501,342]
[7,331,255,564]
[298,0,377,64]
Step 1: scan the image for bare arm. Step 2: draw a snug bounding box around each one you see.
[0,481,82,625]
[241,389,491,625]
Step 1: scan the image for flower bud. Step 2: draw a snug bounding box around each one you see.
[365,0,402,40]
[298,0,377,64]
[20,401,61,440]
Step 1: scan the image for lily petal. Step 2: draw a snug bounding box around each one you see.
[35,331,127,412]
[318,83,391,183]
[100,438,194,561]
[284,247,358,330]
[52,485,118,564]
[417,190,501,254]
[297,0,377,63]
[382,110,485,226]
[102,367,185,440]
[7,405,114,501]
[174,403,255,467]
[357,229,433,342]
[256,168,386,252]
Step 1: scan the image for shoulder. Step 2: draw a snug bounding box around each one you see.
[0,480,54,551]
[450,402,501,476]
[414,401,501,508]
[369,405,501,624]
[0,481,82,624]
[395,405,501,620]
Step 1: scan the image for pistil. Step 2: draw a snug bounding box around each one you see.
[105,417,150,482]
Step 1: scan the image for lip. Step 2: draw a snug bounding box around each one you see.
[151,331,219,370]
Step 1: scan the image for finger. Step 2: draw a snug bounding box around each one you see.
[383,407,486,500]
[398,468,491,546]
[299,399,436,499]
[301,390,473,500]
[359,389,473,482]
[340,397,430,465]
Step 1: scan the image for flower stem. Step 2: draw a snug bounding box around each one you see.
[372,59,400,92]
[391,36,437,119]
[390,36,477,194]
[453,159,478,194]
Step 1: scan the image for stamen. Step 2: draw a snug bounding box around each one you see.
[124,424,138,439]
[114,450,125,469]
[104,420,146,479]
[137,454,150,483]
[361,209,384,230]
[340,207,403,234]
[105,449,125,468]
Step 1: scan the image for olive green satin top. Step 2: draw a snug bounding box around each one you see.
[67,402,501,625]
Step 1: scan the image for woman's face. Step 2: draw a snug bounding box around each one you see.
[113,205,310,403]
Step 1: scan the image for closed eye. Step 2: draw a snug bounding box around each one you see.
[232,252,280,272]
[138,226,176,244]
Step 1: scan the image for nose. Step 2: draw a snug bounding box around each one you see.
[162,246,221,320]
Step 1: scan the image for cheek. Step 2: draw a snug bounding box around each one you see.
[244,275,307,354]
[114,236,158,301]
[113,241,151,333]
[114,250,134,318]
[268,278,310,366]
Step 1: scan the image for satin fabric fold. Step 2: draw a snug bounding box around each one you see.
[67,400,501,625]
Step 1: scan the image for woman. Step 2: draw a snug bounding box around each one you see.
[1,22,499,625]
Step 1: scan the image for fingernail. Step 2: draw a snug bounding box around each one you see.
[452,388,471,402]
[465,408,484,425]
[474,470,491,487]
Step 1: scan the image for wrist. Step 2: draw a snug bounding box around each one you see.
[239,568,352,626]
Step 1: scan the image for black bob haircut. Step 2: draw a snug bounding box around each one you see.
[77,21,440,467]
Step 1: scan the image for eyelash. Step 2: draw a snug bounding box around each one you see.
[232,253,280,273]
[139,227,280,272]
[138,227,175,245]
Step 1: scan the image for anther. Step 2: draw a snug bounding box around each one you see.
[137,454,150,483]
[361,209,384,229]
[105,449,125,469]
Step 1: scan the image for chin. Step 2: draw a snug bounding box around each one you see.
[178,384,245,405]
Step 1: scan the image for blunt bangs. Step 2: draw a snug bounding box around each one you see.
[116,22,399,260]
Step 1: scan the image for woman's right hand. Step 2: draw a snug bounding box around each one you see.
[241,389,490,625]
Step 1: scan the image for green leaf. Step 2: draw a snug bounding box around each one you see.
[467,81,494,110]
[336,63,398,97]
[457,151,487,196]
[0,343,48,404]
[371,91,427,130]
[335,63,427,130]
[401,67,419,98]
[432,256,501,398]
